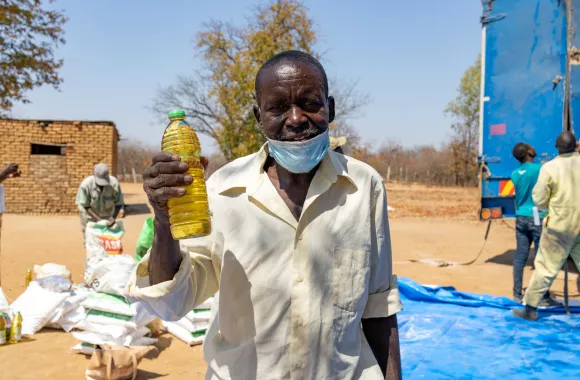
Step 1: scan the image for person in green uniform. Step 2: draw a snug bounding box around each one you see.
[76,163,124,242]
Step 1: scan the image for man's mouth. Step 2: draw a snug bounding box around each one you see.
[279,130,320,142]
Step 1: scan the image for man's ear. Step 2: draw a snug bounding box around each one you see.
[328,96,335,123]
[253,104,261,125]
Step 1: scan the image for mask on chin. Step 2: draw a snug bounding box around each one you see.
[267,130,330,173]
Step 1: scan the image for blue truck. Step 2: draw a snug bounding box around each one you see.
[479,0,577,219]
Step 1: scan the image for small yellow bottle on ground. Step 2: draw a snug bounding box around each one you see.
[9,312,22,344]
[161,110,212,239]
[25,268,33,286]
[0,314,6,345]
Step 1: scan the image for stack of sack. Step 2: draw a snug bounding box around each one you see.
[163,297,214,346]
[67,221,157,355]
[10,264,74,336]
[70,291,157,355]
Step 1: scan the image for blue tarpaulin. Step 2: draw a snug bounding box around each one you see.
[398,278,580,379]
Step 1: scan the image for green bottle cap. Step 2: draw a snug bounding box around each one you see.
[168,109,186,119]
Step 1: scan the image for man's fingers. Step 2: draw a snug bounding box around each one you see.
[151,187,187,202]
[151,152,180,165]
[146,174,193,190]
[144,161,188,179]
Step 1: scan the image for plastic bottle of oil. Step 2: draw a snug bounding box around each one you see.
[161,110,211,239]
[25,268,33,286]
[0,314,6,345]
[9,312,22,344]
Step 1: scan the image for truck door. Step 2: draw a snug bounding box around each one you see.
[480,0,566,219]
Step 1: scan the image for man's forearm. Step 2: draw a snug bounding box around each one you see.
[362,315,402,380]
[0,170,9,183]
[113,205,123,218]
[84,207,99,221]
[148,215,182,285]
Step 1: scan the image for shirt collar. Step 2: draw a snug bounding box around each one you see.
[217,143,358,195]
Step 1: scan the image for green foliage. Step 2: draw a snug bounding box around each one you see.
[0,0,67,115]
[153,0,368,161]
[445,56,481,186]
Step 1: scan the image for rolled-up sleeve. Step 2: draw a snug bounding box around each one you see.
[125,233,222,321]
[362,180,403,319]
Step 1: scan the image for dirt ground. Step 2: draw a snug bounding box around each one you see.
[0,182,577,379]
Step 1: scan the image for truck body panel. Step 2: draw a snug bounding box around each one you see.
[479,0,569,219]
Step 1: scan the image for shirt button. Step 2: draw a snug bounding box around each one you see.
[295,275,304,283]
[297,234,303,241]
[297,318,304,326]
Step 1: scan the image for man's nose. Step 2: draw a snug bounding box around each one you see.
[286,105,307,127]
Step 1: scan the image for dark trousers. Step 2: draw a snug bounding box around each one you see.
[514,216,542,298]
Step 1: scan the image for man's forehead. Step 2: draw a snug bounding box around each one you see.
[258,61,323,89]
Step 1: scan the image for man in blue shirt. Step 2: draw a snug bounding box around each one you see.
[510,143,554,304]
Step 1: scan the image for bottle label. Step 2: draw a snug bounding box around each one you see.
[11,327,21,341]
[0,329,6,345]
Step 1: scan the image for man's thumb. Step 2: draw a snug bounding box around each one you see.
[201,156,209,170]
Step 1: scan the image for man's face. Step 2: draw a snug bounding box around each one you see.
[527,146,537,159]
[253,61,335,142]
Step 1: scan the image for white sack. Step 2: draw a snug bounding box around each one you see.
[185,309,211,323]
[10,282,69,335]
[48,286,91,325]
[82,293,136,317]
[71,342,96,356]
[72,328,155,346]
[85,254,135,296]
[165,322,206,346]
[33,263,71,280]
[175,317,209,334]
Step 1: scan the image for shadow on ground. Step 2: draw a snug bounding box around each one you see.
[125,203,151,216]
[487,250,580,295]
[136,370,167,379]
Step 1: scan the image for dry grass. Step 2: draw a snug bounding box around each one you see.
[385,182,479,219]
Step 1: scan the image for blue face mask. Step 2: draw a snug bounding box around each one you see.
[267,130,330,173]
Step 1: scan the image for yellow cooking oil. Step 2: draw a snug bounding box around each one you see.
[161,110,211,239]
[25,268,33,286]
[9,312,22,344]
[0,314,6,345]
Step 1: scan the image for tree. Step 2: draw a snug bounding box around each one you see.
[152,0,369,160]
[117,139,157,179]
[445,56,481,186]
[0,0,67,115]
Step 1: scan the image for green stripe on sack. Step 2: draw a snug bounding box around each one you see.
[90,293,130,305]
[81,342,95,348]
[87,309,133,321]
[193,309,210,313]
[191,330,207,338]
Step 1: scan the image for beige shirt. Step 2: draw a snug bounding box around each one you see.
[126,146,402,380]
[533,152,580,237]
[76,175,124,223]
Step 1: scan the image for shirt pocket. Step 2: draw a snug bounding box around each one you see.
[332,248,370,313]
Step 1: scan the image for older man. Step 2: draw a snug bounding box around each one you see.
[127,51,402,379]
[513,131,580,321]
[76,163,124,239]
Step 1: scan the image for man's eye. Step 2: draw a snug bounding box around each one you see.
[304,101,321,109]
[269,105,287,112]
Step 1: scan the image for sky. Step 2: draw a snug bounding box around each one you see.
[11,0,482,154]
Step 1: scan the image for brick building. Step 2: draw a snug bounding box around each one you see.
[0,119,119,214]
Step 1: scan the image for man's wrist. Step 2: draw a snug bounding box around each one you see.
[154,210,171,226]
